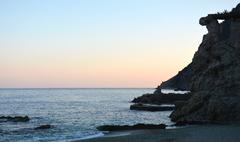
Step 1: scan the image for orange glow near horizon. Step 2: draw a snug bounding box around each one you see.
[0,37,198,88]
[3,0,236,88]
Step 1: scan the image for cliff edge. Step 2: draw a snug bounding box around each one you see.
[167,4,240,123]
[155,4,240,93]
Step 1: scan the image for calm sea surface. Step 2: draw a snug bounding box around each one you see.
[0,88,173,142]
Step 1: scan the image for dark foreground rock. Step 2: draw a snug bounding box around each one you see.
[154,3,240,123]
[130,103,175,111]
[132,93,191,105]
[171,92,240,122]
[97,123,166,131]
[0,116,30,122]
[34,124,52,130]
[174,120,211,126]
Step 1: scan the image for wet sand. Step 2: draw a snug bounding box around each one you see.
[76,124,240,142]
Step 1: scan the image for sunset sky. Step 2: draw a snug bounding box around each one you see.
[0,0,238,88]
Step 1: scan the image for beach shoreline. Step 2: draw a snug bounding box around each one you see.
[75,124,240,142]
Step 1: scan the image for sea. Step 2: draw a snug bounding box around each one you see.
[0,88,175,142]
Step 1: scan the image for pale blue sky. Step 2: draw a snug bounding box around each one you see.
[0,0,238,88]
[0,0,237,39]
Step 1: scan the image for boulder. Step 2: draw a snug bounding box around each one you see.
[34,124,52,130]
[130,103,175,111]
[97,123,166,131]
[0,116,30,122]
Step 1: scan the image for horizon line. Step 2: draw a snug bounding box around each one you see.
[0,87,155,90]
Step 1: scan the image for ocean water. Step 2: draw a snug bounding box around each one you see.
[0,88,173,142]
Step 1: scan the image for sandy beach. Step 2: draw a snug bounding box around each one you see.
[77,124,240,142]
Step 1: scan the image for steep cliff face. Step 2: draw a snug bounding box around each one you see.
[156,4,240,93]
[157,4,240,122]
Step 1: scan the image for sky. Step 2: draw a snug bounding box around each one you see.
[0,0,238,88]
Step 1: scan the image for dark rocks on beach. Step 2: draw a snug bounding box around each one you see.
[173,120,214,126]
[130,103,175,111]
[153,3,240,123]
[0,116,30,122]
[97,123,166,131]
[171,92,240,122]
[174,101,187,110]
[131,93,191,105]
[34,124,52,130]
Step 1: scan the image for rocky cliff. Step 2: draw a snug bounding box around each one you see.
[155,4,240,93]
[158,4,240,123]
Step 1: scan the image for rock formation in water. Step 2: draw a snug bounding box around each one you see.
[131,93,191,105]
[130,92,191,112]
[162,4,240,123]
[34,124,52,130]
[97,123,166,131]
[0,116,30,122]
[130,103,175,111]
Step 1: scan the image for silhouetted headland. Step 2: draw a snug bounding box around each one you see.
[153,3,240,124]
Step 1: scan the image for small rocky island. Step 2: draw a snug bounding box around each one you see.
[130,92,191,111]
[134,4,240,124]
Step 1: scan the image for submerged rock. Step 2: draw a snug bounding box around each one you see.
[130,103,175,111]
[97,123,166,131]
[34,124,52,130]
[0,116,30,122]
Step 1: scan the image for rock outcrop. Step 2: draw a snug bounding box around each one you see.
[130,93,190,112]
[130,103,175,111]
[97,123,166,131]
[0,116,30,122]
[34,124,52,130]
[132,93,191,105]
[156,4,240,92]
[158,4,240,123]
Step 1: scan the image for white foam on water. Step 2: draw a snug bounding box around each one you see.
[161,89,190,94]
[77,132,105,140]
